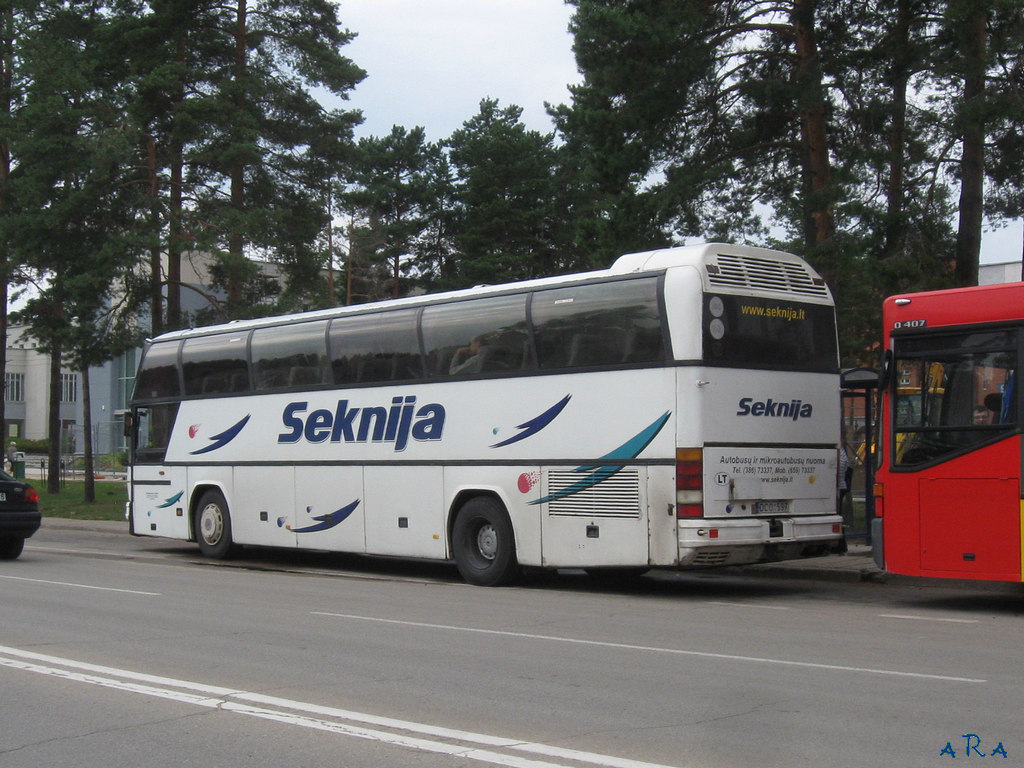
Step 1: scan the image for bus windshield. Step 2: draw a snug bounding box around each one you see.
[702,293,837,372]
[892,329,1017,467]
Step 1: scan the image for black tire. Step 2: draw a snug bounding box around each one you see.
[451,496,519,586]
[194,489,235,559]
[0,536,24,560]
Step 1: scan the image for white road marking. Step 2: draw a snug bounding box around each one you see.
[707,601,790,610]
[0,573,161,596]
[879,613,981,625]
[312,612,986,684]
[0,644,684,768]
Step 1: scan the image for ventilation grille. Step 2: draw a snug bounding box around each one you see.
[692,551,731,566]
[709,254,830,298]
[545,469,641,518]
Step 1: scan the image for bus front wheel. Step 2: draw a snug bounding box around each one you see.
[195,489,235,559]
[452,497,519,587]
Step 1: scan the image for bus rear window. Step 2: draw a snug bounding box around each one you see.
[703,294,837,372]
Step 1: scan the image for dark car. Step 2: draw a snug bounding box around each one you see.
[0,469,41,559]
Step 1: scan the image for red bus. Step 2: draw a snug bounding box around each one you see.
[873,281,1021,581]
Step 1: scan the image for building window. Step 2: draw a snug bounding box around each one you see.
[5,372,24,402]
[61,373,78,403]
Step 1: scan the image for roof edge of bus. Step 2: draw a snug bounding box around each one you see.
[886,280,1024,304]
[611,242,802,273]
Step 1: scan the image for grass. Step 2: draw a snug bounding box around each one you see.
[38,480,127,521]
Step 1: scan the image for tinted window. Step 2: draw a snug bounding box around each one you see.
[133,402,179,463]
[182,333,250,396]
[329,310,422,385]
[703,294,837,372]
[893,329,1017,467]
[252,321,329,391]
[532,278,664,369]
[133,341,181,401]
[422,294,532,378]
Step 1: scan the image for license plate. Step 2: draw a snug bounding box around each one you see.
[755,500,789,515]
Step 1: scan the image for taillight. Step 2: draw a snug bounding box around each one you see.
[873,482,884,518]
[676,448,703,518]
[24,487,39,503]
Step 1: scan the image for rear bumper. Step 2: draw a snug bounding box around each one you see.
[678,515,843,567]
[0,510,42,539]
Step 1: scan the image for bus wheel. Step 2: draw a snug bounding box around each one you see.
[0,536,24,560]
[195,490,235,559]
[452,497,519,587]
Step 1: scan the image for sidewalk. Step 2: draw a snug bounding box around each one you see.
[736,543,883,583]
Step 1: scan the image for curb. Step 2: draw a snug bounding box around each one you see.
[737,559,881,584]
[40,517,127,534]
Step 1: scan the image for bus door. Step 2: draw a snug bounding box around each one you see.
[888,334,1021,579]
[916,458,1020,578]
[128,403,190,540]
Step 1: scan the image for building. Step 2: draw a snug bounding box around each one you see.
[3,324,136,456]
[3,250,305,457]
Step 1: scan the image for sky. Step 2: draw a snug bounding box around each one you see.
[334,0,1020,266]
[338,0,580,142]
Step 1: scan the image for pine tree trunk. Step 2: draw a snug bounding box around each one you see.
[792,0,835,248]
[884,0,913,259]
[82,364,94,502]
[954,3,987,287]
[47,341,61,494]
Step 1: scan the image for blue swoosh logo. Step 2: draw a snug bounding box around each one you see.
[491,394,571,448]
[287,499,360,533]
[157,491,183,508]
[190,415,251,455]
[530,412,670,505]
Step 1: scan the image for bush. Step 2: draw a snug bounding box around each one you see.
[7,438,47,454]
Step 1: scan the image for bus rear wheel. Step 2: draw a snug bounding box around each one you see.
[195,489,235,559]
[452,497,519,587]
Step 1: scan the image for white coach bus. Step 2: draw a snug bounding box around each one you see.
[126,243,843,585]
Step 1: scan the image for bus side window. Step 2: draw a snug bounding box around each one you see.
[252,321,329,392]
[133,403,180,464]
[330,309,422,386]
[182,333,250,397]
[421,294,531,379]
[133,340,182,400]
[533,278,663,370]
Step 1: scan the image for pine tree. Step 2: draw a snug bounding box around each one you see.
[444,99,561,288]
[186,0,363,318]
[8,0,148,492]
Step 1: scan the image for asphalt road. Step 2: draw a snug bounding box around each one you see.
[2,520,1022,768]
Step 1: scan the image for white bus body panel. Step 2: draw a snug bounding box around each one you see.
[364,466,445,558]
[129,464,189,539]
[145,369,677,567]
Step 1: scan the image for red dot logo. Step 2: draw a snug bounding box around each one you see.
[518,472,539,494]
